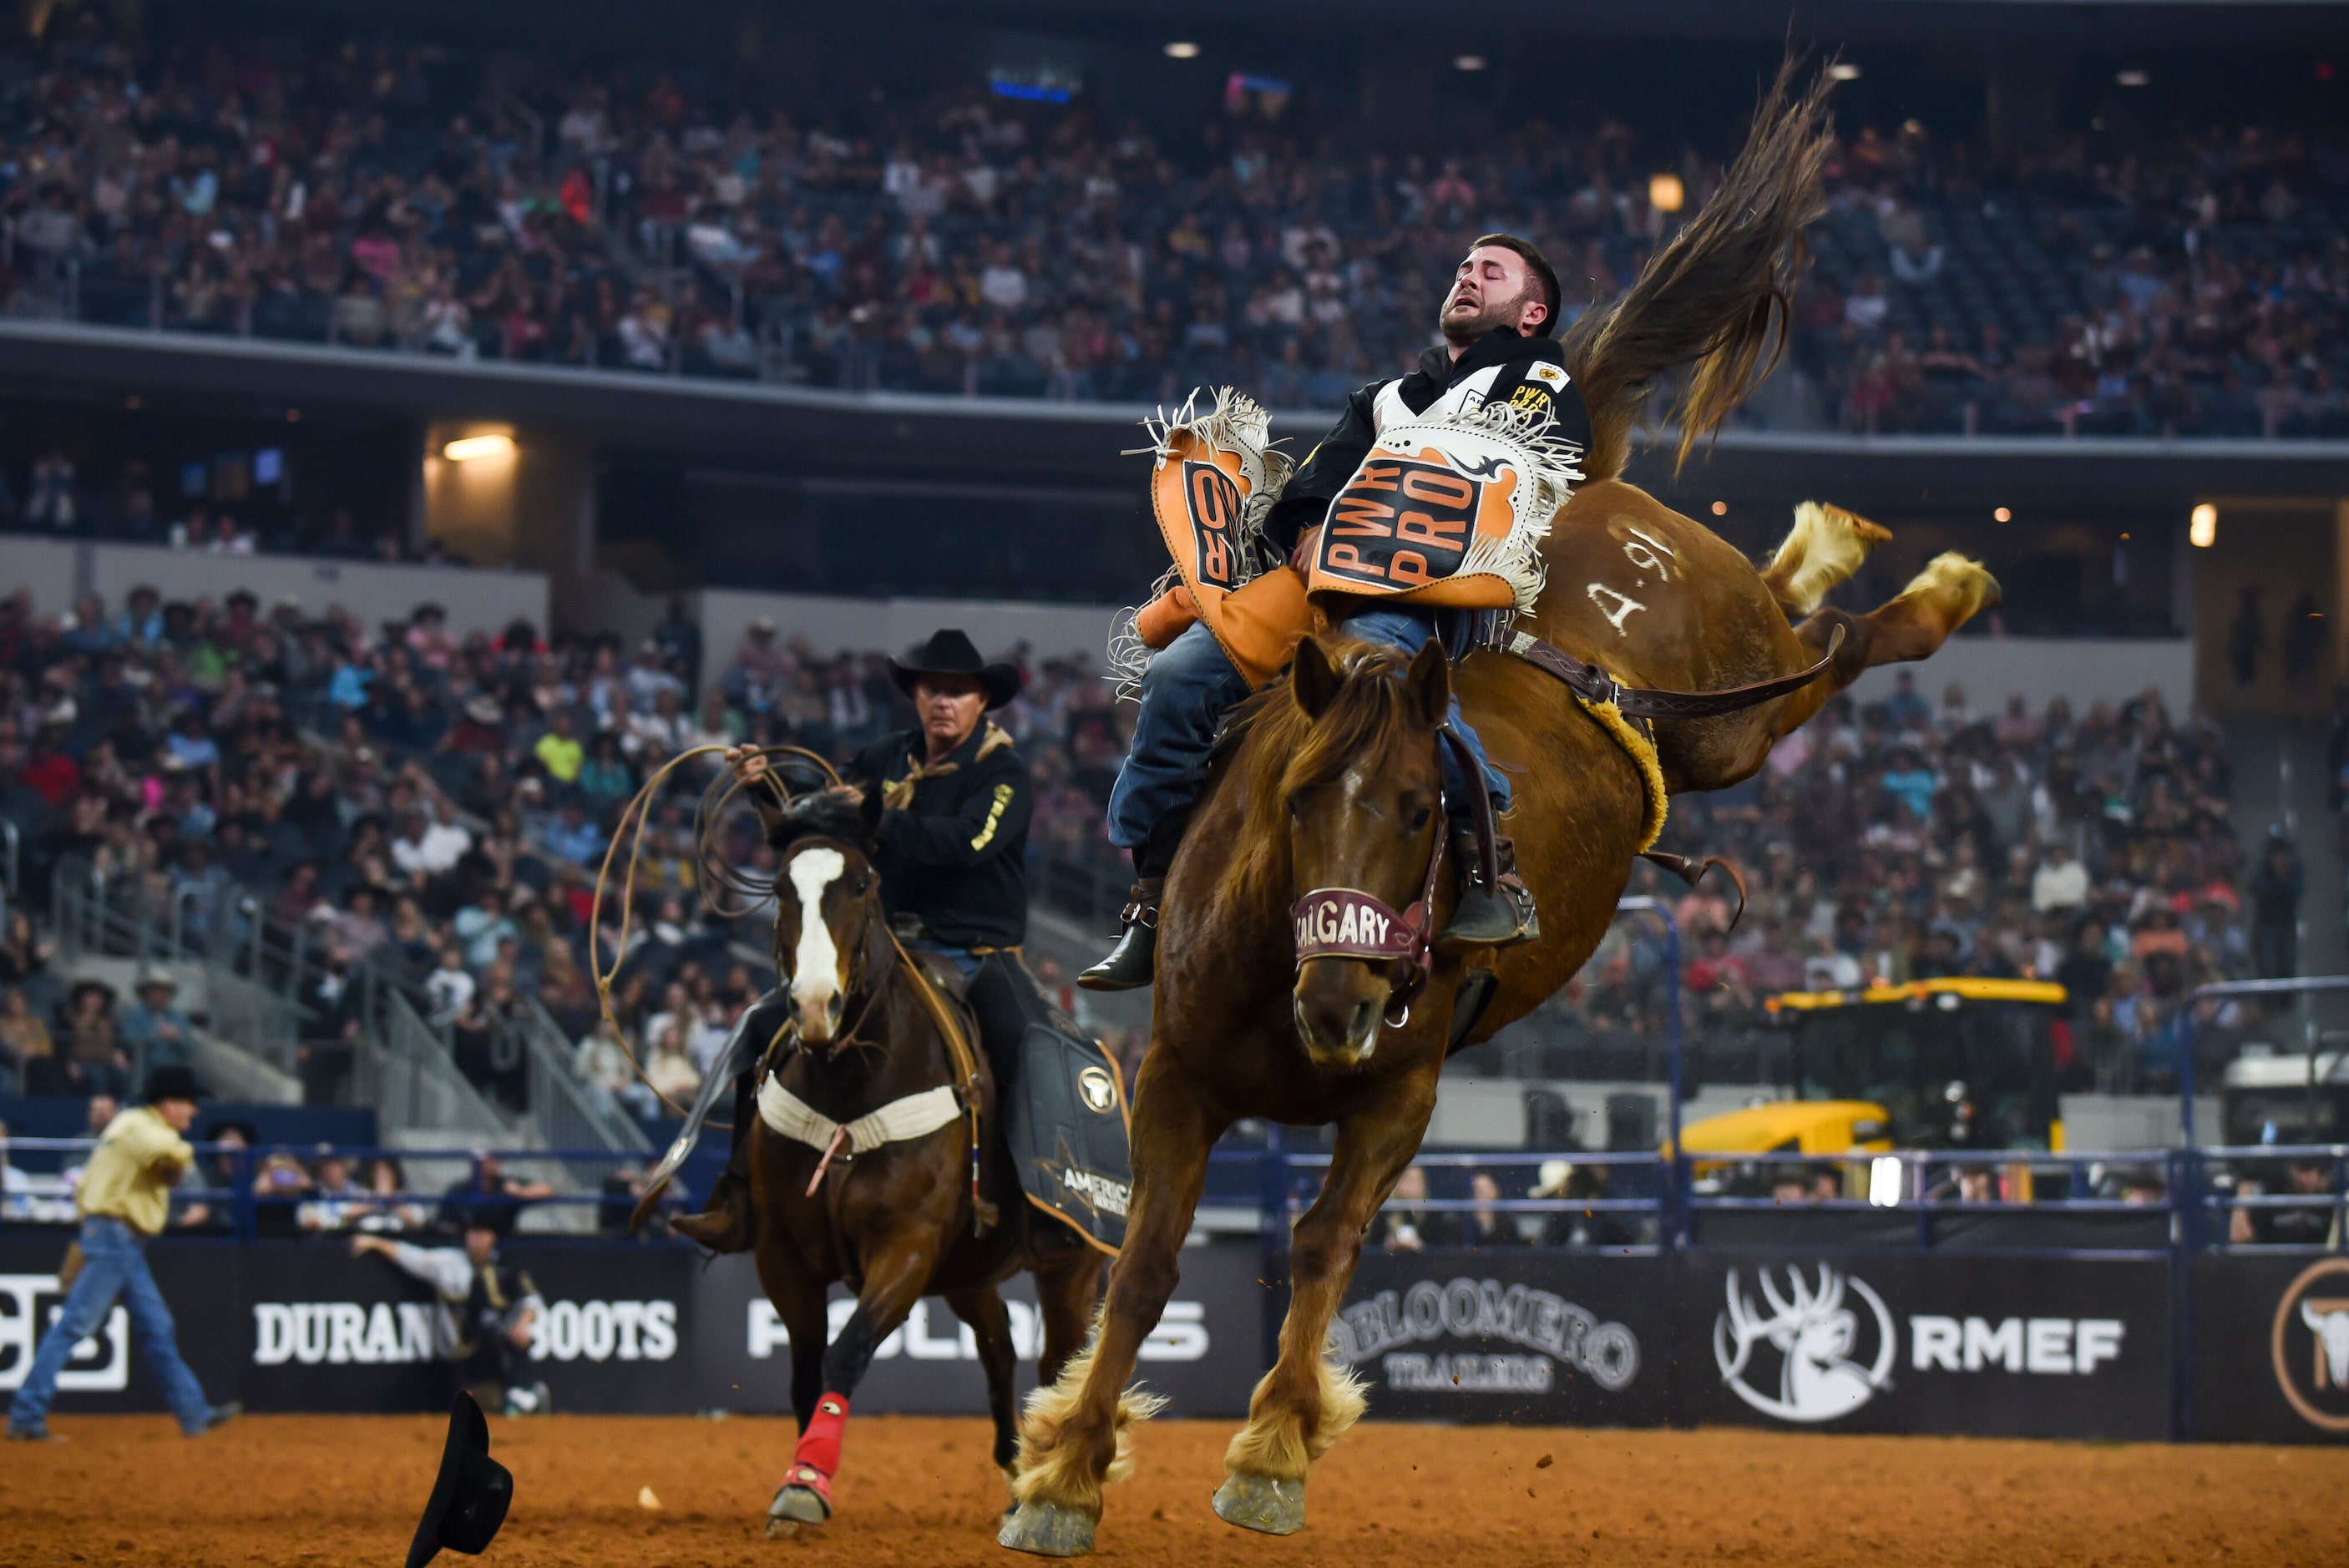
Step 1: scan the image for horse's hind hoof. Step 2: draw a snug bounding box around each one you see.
[766,1482,831,1539]
[998,1500,1096,1556]
[1212,1471,1305,1535]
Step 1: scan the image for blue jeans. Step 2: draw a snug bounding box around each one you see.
[1103,610,1509,854]
[8,1216,214,1434]
[1341,607,1511,815]
[1106,620,1252,851]
[913,941,982,982]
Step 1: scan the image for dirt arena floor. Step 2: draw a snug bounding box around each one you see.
[1,1414,2343,1567]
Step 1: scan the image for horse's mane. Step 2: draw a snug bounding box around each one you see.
[1563,54,1835,481]
[767,790,868,854]
[1223,637,1423,904]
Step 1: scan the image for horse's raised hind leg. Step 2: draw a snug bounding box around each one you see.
[946,1283,1024,1506]
[1768,551,2001,741]
[1215,1065,1438,1537]
[767,1232,944,1538]
[1001,1050,1224,1558]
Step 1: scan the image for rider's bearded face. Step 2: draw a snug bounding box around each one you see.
[1440,245,1549,345]
[914,675,988,756]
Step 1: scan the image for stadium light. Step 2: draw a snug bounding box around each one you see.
[1828,62,1862,82]
[2116,69,2151,88]
[2190,503,2218,548]
[442,433,516,463]
[1163,41,1199,59]
[1648,172,1686,214]
[1453,55,1487,72]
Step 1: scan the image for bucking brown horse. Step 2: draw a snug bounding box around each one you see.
[998,63,1999,1556]
[745,790,1105,1536]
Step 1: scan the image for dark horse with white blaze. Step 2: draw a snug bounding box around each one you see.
[998,63,2000,1556]
[744,789,1104,1535]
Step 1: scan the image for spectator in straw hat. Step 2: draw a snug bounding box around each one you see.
[119,966,195,1078]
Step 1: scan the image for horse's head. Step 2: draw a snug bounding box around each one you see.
[767,790,886,1048]
[1273,634,1450,1068]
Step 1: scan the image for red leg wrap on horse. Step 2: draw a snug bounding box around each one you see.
[789,1392,851,1487]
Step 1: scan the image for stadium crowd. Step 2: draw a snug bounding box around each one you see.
[0,18,2341,459]
[0,575,2328,1242]
[1491,666,2278,1097]
[0,583,1131,1130]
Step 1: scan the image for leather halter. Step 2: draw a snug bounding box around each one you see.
[1289,810,1446,1030]
[1504,623,1844,721]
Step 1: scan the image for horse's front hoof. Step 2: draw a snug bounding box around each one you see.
[767,1481,831,1539]
[1212,1471,1305,1535]
[998,1500,1096,1556]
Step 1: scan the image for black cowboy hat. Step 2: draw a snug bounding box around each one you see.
[888,629,1022,711]
[140,1065,207,1105]
[406,1392,513,1568]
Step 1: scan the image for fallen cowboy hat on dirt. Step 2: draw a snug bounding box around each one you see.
[407,1392,513,1568]
[888,629,1022,710]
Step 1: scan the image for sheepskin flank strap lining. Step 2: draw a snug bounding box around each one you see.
[757,1078,964,1156]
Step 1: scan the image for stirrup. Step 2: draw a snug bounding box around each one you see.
[1078,879,1162,992]
[1436,833,1539,951]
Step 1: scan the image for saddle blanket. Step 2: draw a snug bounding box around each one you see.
[969,956,1132,1257]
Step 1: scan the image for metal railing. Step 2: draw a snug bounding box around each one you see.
[0,1139,657,1242]
[44,853,645,1156]
[354,985,521,1149]
[50,859,305,1074]
[2186,1143,2349,1251]
[511,998,652,1169]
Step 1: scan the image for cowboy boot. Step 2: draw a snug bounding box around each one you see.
[1079,878,1163,992]
[1438,830,1540,949]
[671,1071,757,1252]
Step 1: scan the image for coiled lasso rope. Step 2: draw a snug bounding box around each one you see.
[588,743,842,1120]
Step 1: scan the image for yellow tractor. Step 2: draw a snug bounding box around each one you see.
[1673,978,2070,1156]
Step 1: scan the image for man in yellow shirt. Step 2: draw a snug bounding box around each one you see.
[7,1067,240,1441]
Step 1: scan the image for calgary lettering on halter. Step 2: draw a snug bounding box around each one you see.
[1296,895,1393,953]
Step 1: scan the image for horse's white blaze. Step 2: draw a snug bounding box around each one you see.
[787,847,848,1017]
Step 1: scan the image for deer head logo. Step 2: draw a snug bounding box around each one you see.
[1713,1262,1896,1424]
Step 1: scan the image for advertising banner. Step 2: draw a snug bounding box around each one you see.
[0,1240,242,1415]
[4,1237,1269,1420]
[1676,1251,2170,1440]
[2190,1253,2349,1444]
[689,1243,1268,1419]
[1333,1250,1673,1427]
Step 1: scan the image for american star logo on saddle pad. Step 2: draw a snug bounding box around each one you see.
[1036,1135,1132,1222]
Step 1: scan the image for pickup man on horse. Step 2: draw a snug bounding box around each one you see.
[1082,235,1589,991]
[674,628,1032,1251]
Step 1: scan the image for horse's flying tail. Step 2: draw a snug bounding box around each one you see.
[1563,54,1837,482]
